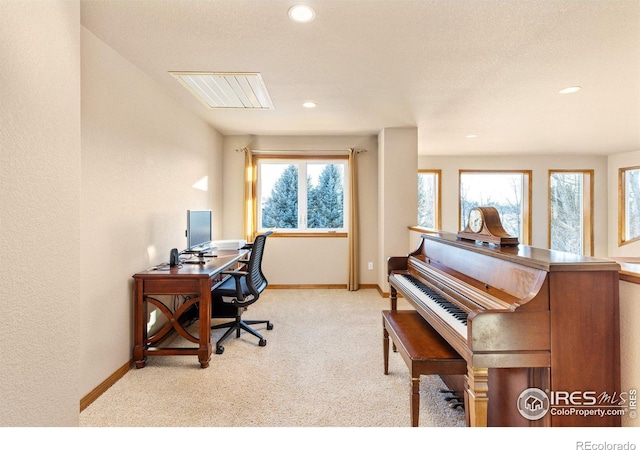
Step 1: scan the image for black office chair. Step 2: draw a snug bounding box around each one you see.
[210,231,273,354]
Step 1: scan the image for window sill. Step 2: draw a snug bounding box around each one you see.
[613,257,640,285]
[408,226,441,234]
[263,231,348,238]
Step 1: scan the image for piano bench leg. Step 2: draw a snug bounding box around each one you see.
[411,377,420,427]
[383,324,390,375]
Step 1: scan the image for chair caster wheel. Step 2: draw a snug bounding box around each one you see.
[267,322,274,330]
[216,345,224,354]
[259,339,267,347]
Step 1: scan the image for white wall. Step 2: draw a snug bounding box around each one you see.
[80,28,223,398]
[619,280,640,427]
[608,150,640,257]
[378,128,418,290]
[0,1,81,426]
[419,154,610,256]
[221,135,379,286]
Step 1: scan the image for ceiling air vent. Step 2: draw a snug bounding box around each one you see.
[170,72,274,109]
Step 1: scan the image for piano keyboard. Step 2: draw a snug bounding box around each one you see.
[390,273,468,338]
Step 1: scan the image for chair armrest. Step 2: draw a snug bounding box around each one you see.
[221,270,249,277]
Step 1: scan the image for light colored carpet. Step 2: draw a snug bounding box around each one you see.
[80,289,465,427]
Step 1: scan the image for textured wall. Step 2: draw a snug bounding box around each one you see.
[378,128,418,290]
[619,280,640,427]
[0,1,81,426]
[80,28,223,398]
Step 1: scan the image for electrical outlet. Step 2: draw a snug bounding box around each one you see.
[368,262,374,270]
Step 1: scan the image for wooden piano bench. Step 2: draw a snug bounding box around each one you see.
[382,309,467,427]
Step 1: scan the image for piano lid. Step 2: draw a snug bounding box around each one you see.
[420,232,621,273]
[409,232,620,308]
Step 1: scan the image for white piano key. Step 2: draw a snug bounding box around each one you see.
[390,273,468,339]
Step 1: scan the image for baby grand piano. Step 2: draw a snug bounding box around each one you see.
[388,232,622,427]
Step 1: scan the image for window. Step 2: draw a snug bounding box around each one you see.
[256,156,348,235]
[548,170,593,255]
[417,170,441,229]
[459,170,531,244]
[619,166,640,246]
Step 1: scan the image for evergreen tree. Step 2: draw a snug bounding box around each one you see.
[417,174,434,228]
[550,173,582,254]
[308,164,344,228]
[262,165,298,228]
[628,169,640,239]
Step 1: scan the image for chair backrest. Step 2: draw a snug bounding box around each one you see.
[245,231,272,298]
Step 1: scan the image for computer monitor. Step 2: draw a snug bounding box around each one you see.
[186,210,212,252]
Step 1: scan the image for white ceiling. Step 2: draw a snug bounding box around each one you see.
[80,0,640,156]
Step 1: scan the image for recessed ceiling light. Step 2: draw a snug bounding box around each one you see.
[302,101,317,108]
[288,5,316,23]
[559,86,582,94]
[466,134,478,138]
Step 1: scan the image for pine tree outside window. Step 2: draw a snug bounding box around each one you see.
[619,166,640,246]
[257,157,348,234]
[548,170,593,256]
[418,170,441,230]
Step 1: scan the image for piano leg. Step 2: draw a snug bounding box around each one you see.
[465,366,489,427]
[389,287,398,352]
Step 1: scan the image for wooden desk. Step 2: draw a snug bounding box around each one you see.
[133,249,249,368]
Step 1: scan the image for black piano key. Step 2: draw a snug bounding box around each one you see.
[403,274,468,325]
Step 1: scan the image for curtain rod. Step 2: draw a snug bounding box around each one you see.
[235,147,368,154]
